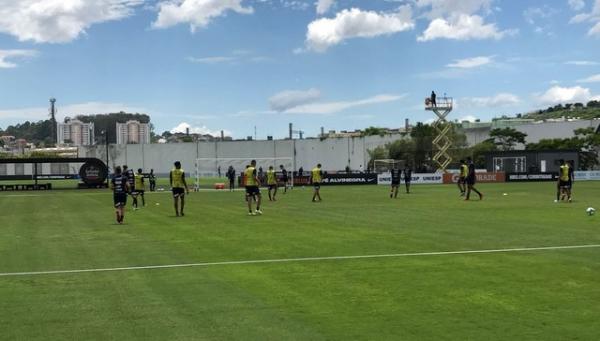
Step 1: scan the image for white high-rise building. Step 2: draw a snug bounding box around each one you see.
[57,119,95,146]
[116,120,151,144]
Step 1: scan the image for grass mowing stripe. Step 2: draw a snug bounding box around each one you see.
[1,243,598,277]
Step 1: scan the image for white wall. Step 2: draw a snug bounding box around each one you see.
[79,134,405,175]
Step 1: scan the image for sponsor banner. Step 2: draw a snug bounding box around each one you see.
[378,173,443,185]
[294,174,377,186]
[573,171,600,181]
[443,172,505,184]
[506,173,558,182]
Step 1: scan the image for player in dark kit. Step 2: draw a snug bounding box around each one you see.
[465,157,483,201]
[280,165,289,193]
[226,166,236,191]
[111,166,129,224]
[390,166,401,198]
[148,169,156,191]
[403,165,412,194]
[123,165,135,206]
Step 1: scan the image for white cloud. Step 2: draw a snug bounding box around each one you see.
[0,101,148,123]
[305,7,414,52]
[418,14,515,41]
[316,0,335,15]
[415,0,493,19]
[577,74,600,83]
[523,6,557,25]
[570,0,600,36]
[462,93,520,107]
[284,94,404,114]
[0,0,142,43]
[537,85,593,104]
[269,88,321,112]
[565,60,599,66]
[569,0,586,11]
[446,56,493,68]
[187,56,236,64]
[153,0,253,32]
[569,0,585,11]
[171,122,230,136]
[0,49,37,68]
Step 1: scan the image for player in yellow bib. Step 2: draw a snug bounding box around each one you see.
[267,165,278,201]
[170,161,189,217]
[457,160,468,196]
[556,159,572,203]
[132,168,146,209]
[310,163,323,202]
[244,160,262,215]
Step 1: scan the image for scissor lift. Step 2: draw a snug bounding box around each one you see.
[425,96,453,172]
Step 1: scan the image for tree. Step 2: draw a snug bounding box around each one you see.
[362,126,387,137]
[489,127,527,151]
[410,122,435,171]
[388,139,415,164]
[367,146,388,169]
[471,139,497,168]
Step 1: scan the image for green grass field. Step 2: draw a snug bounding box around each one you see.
[1,182,599,340]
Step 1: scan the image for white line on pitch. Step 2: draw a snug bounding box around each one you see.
[1,244,599,278]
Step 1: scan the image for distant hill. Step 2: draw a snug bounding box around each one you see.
[521,101,600,120]
[0,112,151,146]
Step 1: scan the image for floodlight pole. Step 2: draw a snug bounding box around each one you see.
[425,96,453,172]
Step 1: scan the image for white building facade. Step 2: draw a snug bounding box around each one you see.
[57,119,94,146]
[116,120,151,144]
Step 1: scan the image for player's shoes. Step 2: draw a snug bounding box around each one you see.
[248,212,256,216]
[255,209,263,215]
[568,198,572,203]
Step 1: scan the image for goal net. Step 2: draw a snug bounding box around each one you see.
[195,157,294,189]
[372,159,404,174]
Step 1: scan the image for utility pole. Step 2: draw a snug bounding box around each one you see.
[49,98,57,146]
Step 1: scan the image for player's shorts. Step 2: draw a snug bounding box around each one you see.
[268,184,277,190]
[172,187,185,197]
[404,178,411,183]
[313,183,321,190]
[113,193,127,208]
[466,176,476,185]
[391,181,400,186]
[282,176,289,183]
[559,180,570,188]
[245,186,260,196]
[458,176,466,184]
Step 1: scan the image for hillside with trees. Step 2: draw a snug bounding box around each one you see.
[0,112,152,146]
[521,100,600,120]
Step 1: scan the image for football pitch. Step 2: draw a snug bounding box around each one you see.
[1,182,599,340]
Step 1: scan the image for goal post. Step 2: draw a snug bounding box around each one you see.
[372,159,404,173]
[194,157,294,189]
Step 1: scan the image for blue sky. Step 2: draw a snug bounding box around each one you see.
[0,0,599,139]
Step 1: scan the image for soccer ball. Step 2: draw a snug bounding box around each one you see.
[586,207,596,216]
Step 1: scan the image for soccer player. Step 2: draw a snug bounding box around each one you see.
[403,164,412,194]
[111,166,129,224]
[568,160,575,197]
[390,165,401,198]
[267,165,278,201]
[149,169,156,191]
[123,165,135,206]
[132,168,146,209]
[465,157,483,201]
[226,166,236,191]
[170,161,189,217]
[280,164,289,193]
[458,160,468,196]
[557,159,572,202]
[310,163,323,202]
[244,160,262,215]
